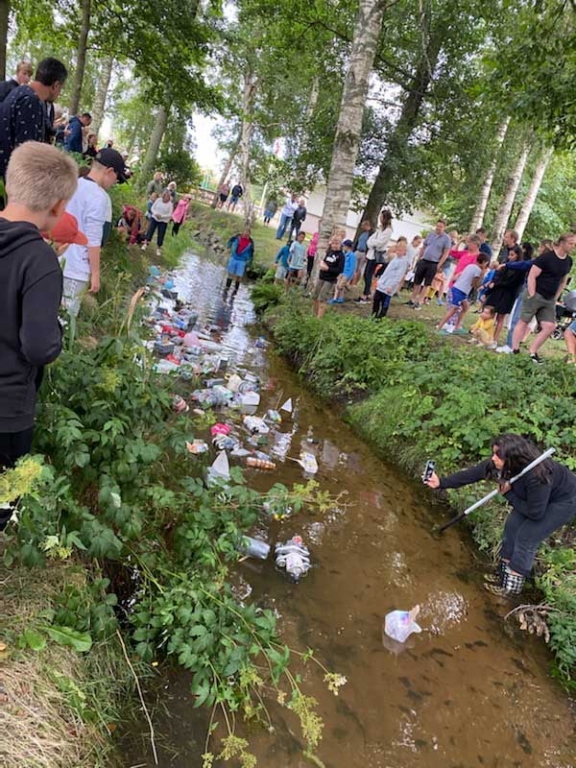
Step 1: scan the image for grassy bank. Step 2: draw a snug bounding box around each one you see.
[263,294,576,686]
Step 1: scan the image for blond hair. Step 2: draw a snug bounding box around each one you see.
[6,142,78,211]
[16,60,33,76]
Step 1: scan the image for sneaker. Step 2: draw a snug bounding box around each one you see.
[327,299,337,305]
[530,353,544,364]
[156,248,161,257]
[487,342,498,350]
[413,304,422,311]
[354,296,366,303]
[141,243,147,250]
[444,325,454,334]
[358,297,369,304]
[405,300,415,306]
[335,297,345,303]
[437,299,444,306]
[496,345,512,354]
[453,328,468,335]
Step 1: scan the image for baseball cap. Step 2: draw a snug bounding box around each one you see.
[342,239,354,247]
[43,212,87,245]
[94,147,128,183]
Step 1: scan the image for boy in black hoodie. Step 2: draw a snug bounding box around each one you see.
[311,234,344,318]
[0,141,78,529]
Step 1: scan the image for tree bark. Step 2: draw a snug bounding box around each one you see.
[469,116,510,231]
[238,71,258,227]
[211,133,240,208]
[513,145,554,241]
[490,138,532,253]
[0,0,9,82]
[69,0,91,116]
[358,16,443,234]
[90,56,114,139]
[314,0,387,280]
[138,106,168,190]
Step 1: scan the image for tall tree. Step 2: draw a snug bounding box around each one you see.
[490,136,532,251]
[239,69,259,225]
[211,132,240,209]
[90,55,114,139]
[0,0,9,81]
[513,145,554,240]
[70,0,92,115]
[314,0,387,276]
[138,105,168,186]
[469,117,510,231]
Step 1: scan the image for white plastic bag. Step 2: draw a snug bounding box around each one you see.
[384,605,422,643]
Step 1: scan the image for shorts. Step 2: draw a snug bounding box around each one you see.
[519,290,556,324]
[336,274,350,290]
[219,193,228,203]
[414,259,439,287]
[62,276,89,317]
[569,319,576,334]
[355,251,367,273]
[449,287,468,307]
[288,266,303,275]
[312,279,336,302]
[230,195,240,205]
[275,265,287,280]
[227,256,247,277]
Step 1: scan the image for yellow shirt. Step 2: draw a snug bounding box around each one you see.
[471,316,495,338]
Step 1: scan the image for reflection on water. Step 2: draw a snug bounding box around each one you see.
[125,248,576,768]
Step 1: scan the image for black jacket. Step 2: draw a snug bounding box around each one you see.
[439,458,576,520]
[0,219,63,432]
[319,248,344,282]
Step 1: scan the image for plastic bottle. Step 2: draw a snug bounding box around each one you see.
[246,457,276,470]
[238,536,271,560]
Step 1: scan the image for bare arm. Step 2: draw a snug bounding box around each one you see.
[88,246,101,293]
[437,247,451,271]
[527,265,542,297]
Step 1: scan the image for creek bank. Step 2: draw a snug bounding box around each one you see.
[262,294,576,685]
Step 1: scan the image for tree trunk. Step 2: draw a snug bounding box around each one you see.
[69,0,91,116]
[469,116,510,231]
[211,133,240,208]
[238,71,258,227]
[90,56,113,139]
[138,106,168,190]
[359,18,443,234]
[513,145,554,241]
[0,0,9,82]
[314,0,386,279]
[490,139,532,253]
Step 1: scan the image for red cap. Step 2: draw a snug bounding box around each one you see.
[43,213,88,245]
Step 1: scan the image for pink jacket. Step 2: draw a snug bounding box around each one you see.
[172,198,190,225]
[449,249,478,284]
[307,231,319,258]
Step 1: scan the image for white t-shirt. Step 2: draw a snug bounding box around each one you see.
[60,177,110,281]
[454,263,481,295]
[151,198,173,223]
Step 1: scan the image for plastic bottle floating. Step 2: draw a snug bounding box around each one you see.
[295,451,318,475]
[384,606,422,644]
[238,535,271,560]
[172,395,189,414]
[185,439,209,455]
[275,536,311,582]
[243,416,270,435]
[246,457,276,470]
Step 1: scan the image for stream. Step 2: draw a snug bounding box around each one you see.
[124,248,576,768]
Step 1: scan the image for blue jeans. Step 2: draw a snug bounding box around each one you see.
[276,214,291,240]
[506,295,523,347]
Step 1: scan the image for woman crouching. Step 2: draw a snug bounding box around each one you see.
[425,434,576,596]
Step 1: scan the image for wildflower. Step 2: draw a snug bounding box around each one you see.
[324,672,347,696]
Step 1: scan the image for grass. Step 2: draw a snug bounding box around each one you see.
[0,561,135,768]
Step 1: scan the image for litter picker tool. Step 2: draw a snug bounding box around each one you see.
[435,447,556,534]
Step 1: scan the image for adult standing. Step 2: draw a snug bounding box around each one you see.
[288,197,307,240]
[216,180,230,209]
[83,133,98,159]
[263,198,277,224]
[407,219,452,310]
[498,229,520,264]
[511,233,576,363]
[0,60,33,101]
[483,244,524,345]
[146,171,164,197]
[64,112,92,154]
[227,182,244,212]
[356,209,393,304]
[351,219,374,286]
[425,434,576,597]
[142,191,173,256]
[0,58,68,178]
[276,193,298,240]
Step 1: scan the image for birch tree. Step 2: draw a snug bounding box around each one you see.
[0,0,9,80]
[490,137,531,253]
[314,0,387,279]
[69,0,91,115]
[513,146,554,240]
[211,133,240,209]
[90,56,114,139]
[469,117,510,231]
[238,70,259,226]
[138,105,168,187]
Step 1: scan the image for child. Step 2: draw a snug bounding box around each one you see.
[142,190,173,256]
[62,146,126,315]
[311,234,344,318]
[274,240,291,284]
[171,194,191,236]
[436,253,489,334]
[372,237,410,319]
[476,260,498,307]
[330,239,356,303]
[351,220,373,285]
[470,305,496,347]
[146,192,158,220]
[225,228,254,293]
[0,142,78,528]
[285,231,307,289]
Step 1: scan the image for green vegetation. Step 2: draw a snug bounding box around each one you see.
[265,296,576,686]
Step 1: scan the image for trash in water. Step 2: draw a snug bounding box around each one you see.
[226,373,243,392]
[186,439,209,455]
[267,409,281,423]
[183,331,201,349]
[212,434,240,452]
[246,457,276,470]
[255,336,267,349]
[172,395,189,413]
[230,447,251,458]
[207,451,230,483]
[238,536,271,560]
[211,423,231,436]
[243,416,270,435]
[295,451,318,475]
[384,606,422,644]
[240,391,260,407]
[280,398,293,413]
[154,337,174,357]
[275,536,311,582]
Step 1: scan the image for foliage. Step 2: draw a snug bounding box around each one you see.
[266,299,576,683]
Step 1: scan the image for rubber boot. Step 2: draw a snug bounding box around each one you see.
[484,558,505,584]
[485,565,525,597]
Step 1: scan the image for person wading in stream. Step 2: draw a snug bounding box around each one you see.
[425,434,576,596]
[224,228,254,294]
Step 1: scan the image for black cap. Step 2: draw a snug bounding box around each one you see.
[342,239,354,248]
[94,148,128,183]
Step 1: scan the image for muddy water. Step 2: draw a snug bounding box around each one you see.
[125,250,576,768]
